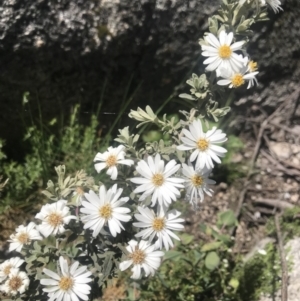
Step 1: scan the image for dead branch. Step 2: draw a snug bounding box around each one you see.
[261,150,300,177]
[234,100,290,220]
[234,182,250,217]
[0,176,8,192]
[243,237,276,263]
[248,118,300,137]
[254,206,276,216]
[274,214,288,301]
[262,133,300,172]
[269,120,300,136]
[253,198,294,210]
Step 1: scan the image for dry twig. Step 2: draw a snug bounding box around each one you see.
[262,133,300,172]
[253,198,294,210]
[0,176,8,192]
[274,214,288,301]
[261,150,300,177]
[234,100,289,219]
[269,120,300,136]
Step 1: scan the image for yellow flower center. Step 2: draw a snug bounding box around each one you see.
[197,138,209,151]
[99,204,113,219]
[47,212,63,228]
[106,155,117,167]
[218,45,232,59]
[152,173,164,187]
[231,74,245,87]
[8,276,22,291]
[152,217,165,232]
[3,265,12,276]
[130,249,146,265]
[59,276,74,291]
[191,175,203,187]
[248,60,258,72]
[17,232,30,244]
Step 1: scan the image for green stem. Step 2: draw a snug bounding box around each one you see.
[105,81,143,139]
[225,89,235,107]
[96,77,108,118]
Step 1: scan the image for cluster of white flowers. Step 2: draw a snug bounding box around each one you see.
[93,150,185,278]
[91,115,227,277]
[0,0,281,299]
[2,223,41,296]
[0,257,29,296]
[3,89,227,297]
[202,30,259,89]
[4,201,88,300]
[3,197,94,300]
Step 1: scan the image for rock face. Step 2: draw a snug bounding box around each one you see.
[246,0,300,109]
[0,0,299,159]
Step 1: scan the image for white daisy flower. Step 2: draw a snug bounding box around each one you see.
[0,257,25,282]
[119,239,164,279]
[0,268,29,295]
[40,256,92,301]
[177,119,227,170]
[130,154,185,207]
[8,222,42,252]
[201,30,245,72]
[35,200,77,238]
[133,206,184,250]
[94,145,134,180]
[260,0,283,13]
[217,57,259,89]
[80,184,131,237]
[182,163,216,209]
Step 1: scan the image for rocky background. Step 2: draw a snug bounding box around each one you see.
[0,0,298,160]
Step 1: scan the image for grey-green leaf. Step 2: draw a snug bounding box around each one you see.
[205,252,220,270]
[179,93,196,101]
[201,241,223,252]
[217,210,237,227]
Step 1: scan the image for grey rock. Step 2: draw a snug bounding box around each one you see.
[0,0,298,161]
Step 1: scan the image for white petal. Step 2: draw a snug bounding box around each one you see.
[43,269,61,281]
[230,40,245,51]
[219,30,226,45]
[119,260,132,271]
[205,33,220,48]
